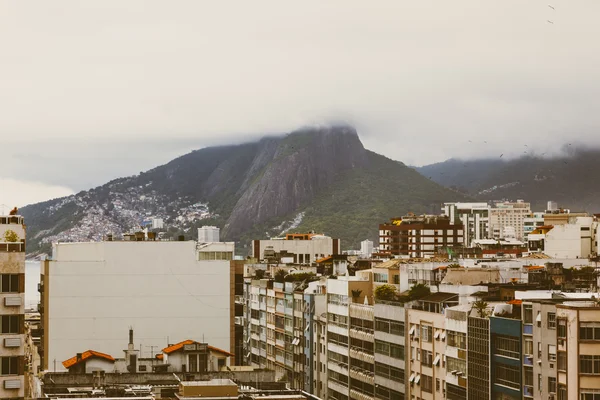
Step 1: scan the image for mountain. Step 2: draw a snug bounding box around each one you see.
[415,149,600,212]
[21,125,467,256]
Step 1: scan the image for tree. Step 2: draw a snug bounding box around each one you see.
[351,289,363,301]
[3,230,18,243]
[254,269,265,279]
[408,283,431,300]
[473,300,489,318]
[374,284,397,301]
[274,269,287,283]
[447,263,461,269]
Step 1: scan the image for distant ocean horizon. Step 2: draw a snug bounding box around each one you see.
[25,261,40,309]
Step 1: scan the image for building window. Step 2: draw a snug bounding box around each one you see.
[447,330,466,349]
[523,304,533,324]
[0,357,19,375]
[446,356,466,375]
[547,312,556,329]
[0,315,21,334]
[421,325,432,343]
[580,390,600,400]
[580,355,600,374]
[138,365,147,372]
[580,322,600,341]
[0,275,20,293]
[494,364,521,390]
[557,319,567,338]
[421,350,433,367]
[548,344,557,361]
[548,377,557,393]
[421,375,433,393]
[494,334,520,359]
[558,351,567,371]
[374,273,388,283]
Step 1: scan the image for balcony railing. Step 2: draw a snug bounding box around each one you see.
[350,347,375,364]
[350,388,374,400]
[349,328,374,343]
[349,368,375,385]
[0,242,24,252]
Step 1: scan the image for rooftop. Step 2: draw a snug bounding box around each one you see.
[63,350,115,368]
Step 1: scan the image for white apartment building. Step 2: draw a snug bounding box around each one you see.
[540,216,595,259]
[489,200,531,241]
[40,240,234,372]
[360,240,374,258]
[0,214,26,399]
[442,202,490,247]
[252,233,340,264]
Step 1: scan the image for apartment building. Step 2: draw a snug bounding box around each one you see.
[523,212,545,239]
[556,301,600,400]
[467,305,492,400]
[40,239,235,372]
[378,214,463,258]
[489,200,531,240]
[0,213,26,399]
[406,293,458,400]
[326,274,373,400]
[443,202,490,247]
[522,300,559,400]
[244,277,307,389]
[252,233,340,264]
[490,307,523,400]
[374,299,405,400]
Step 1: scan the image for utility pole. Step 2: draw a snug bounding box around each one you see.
[146,346,157,358]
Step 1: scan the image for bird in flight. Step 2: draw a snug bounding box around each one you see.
[547,20,554,24]
[500,154,504,158]
[548,5,555,10]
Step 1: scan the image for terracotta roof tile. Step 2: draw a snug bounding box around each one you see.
[162,340,233,357]
[62,350,115,369]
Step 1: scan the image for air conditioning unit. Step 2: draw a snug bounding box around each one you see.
[4,297,21,307]
[4,380,21,389]
[4,338,21,348]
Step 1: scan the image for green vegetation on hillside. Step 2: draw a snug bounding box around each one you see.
[293,151,468,249]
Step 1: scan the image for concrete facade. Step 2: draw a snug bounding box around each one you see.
[0,214,26,400]
[40,240,233,372]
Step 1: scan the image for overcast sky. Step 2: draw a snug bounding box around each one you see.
[2,0,600,207]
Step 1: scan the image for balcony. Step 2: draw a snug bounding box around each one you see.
[0,242,24,253]
[350,347,375,364]
[350,304,374,320]
[349,368,375,385]
[350,328,374,343]
[350,388,374,400]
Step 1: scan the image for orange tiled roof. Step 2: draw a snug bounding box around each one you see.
[525,265,545,271]
[507,299,523,305]
[62,350,115,369]
[162,340,233,357]
[316,256,332,263]
[156,354,164,360]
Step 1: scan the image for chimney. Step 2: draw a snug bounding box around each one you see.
[76,353,82,362]
[128,328,134,351]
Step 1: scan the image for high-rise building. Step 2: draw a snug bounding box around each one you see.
[40,239,235,372]
[360,240,374,258]
[443,202,490,247]
[378,214,464,258]
[556,301,600,400]
[0,212,26,400]
[489,200,531,241]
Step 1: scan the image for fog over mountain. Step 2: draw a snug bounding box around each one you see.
[2,1,600,206]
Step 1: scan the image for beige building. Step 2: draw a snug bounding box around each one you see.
[556,301,600,400]
[0,213,26,400]
[489,200,531,240]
